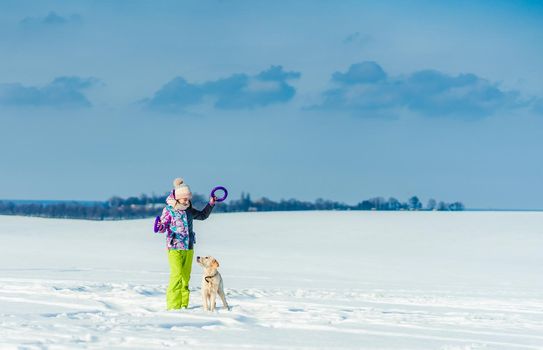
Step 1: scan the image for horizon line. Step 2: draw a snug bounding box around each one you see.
[1,198,542,212]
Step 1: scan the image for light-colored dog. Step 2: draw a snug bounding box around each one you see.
[196,256,229,311]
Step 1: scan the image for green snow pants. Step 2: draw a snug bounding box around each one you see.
[166,249,194,310]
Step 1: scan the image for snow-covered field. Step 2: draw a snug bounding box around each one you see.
[1,211,542,349]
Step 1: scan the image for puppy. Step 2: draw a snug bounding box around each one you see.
[196,256,229,311]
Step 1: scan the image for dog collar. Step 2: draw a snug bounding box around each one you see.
[204,272,218,283]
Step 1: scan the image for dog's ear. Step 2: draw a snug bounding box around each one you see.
[212,258,220,268]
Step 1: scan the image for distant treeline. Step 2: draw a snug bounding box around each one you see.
[0,193,464,220]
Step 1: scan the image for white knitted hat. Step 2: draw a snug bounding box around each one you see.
[173,177,192,199]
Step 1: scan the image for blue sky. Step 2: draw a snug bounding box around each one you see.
[0,0,542,209]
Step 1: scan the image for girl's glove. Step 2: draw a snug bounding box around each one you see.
[158,222,167,233]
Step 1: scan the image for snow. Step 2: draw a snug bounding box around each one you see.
[1,211,542,349]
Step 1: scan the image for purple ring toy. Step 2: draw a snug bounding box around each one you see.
[210,186,228,202]
[153,216,161,233]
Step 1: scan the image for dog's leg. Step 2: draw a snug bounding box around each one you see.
[218,286,229,311]
[202,289,208,311]
[210,291,217,312]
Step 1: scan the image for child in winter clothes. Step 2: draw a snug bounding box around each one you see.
[156,177,216,310]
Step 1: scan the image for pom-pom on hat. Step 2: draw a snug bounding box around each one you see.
[172,177,192,199]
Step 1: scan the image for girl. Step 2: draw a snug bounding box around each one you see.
[156,177,216,310]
